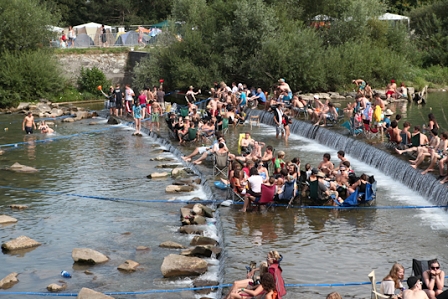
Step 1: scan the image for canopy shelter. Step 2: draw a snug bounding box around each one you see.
[150,20,168,28]
[378,13,410,30]
[74,22,112,46]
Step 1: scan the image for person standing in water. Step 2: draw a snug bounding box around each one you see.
[132,100,142,136]
[22,112,36,134]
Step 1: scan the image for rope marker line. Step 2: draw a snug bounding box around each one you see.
[0,185,447,209]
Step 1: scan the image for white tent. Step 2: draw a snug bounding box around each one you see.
[74,22,113,46]
[378,13,410,29]
[74,22,112,37]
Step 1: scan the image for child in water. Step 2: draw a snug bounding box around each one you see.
[132,100,142,136]
[38,121,54,134]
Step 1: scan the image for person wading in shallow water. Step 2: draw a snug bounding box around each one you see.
[22,112,36,134]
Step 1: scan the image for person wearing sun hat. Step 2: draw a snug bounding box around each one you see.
[382,108,394,129]
[402,276,428,299]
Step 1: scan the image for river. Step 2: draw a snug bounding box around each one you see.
[0,92,448,299]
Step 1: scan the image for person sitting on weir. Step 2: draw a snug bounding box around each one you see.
[422,259,445,299]
[380,263,405,299]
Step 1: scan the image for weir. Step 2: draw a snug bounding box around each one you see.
[247,109,448,205]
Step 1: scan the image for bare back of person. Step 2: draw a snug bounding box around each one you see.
[403,289,429,299]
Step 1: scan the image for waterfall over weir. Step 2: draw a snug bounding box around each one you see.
[248,110,448,205]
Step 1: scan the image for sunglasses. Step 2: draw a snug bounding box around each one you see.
[431,266,440,270]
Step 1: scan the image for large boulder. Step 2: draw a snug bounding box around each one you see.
[160,254,208,278]
[166,185,194,193]
[77,287,115,299]
[17,102,30,110]
[117,260,139,272]
[9,162,38,173]
[0,273,18,289]
[1,236,41,251]
[0,215,18,224]
[36,103,52,113]
[50,108,64,117]
[72,248,109,264]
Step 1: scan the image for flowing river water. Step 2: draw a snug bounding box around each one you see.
[1,92,448,299]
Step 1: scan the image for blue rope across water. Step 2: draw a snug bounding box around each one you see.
[0,127,116,149]
[9,278,448,296]
[0,185,447,209]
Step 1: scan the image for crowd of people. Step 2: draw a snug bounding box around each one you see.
[380,260,447,299]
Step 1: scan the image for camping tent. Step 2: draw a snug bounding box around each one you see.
[74,33,95,48]
[114,31,150,46]
[74,22,113,46]
[378,13,410,29]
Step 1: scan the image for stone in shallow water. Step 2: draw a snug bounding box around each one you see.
[72,248,109,264]
[160,254,208,278]
[0,272,18,289]
[1,236,41,251]
[117,260,139,272]
[47,283,66,292]
[0,215,18,224]
[159,241,184,249]
[9,205,28,210]
[77,287,115,299]
[147,172,170,179]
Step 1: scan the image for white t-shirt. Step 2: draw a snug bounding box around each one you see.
[125,88,134,101]
[380,280,402,296]
[248,175,263,193]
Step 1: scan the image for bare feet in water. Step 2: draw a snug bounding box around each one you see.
[395,148,402,155]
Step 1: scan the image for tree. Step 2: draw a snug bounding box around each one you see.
[0,0,64,107]
[0,0,60,52]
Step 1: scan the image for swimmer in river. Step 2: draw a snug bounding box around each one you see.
[38,121,54,134]
[22,112,36,134]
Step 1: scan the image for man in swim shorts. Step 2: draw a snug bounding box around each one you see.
[22,112,36,134]
[150,101,162,132]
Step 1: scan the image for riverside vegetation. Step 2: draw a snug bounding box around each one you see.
[2,0,448,108]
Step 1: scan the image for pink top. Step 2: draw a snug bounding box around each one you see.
[138,94,146,105]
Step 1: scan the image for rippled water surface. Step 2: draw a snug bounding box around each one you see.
[1,93,448,299]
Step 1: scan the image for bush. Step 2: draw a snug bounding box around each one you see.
[77,67,110,96]
[0,50,65,108]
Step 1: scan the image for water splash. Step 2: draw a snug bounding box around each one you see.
[247,110,448,205]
